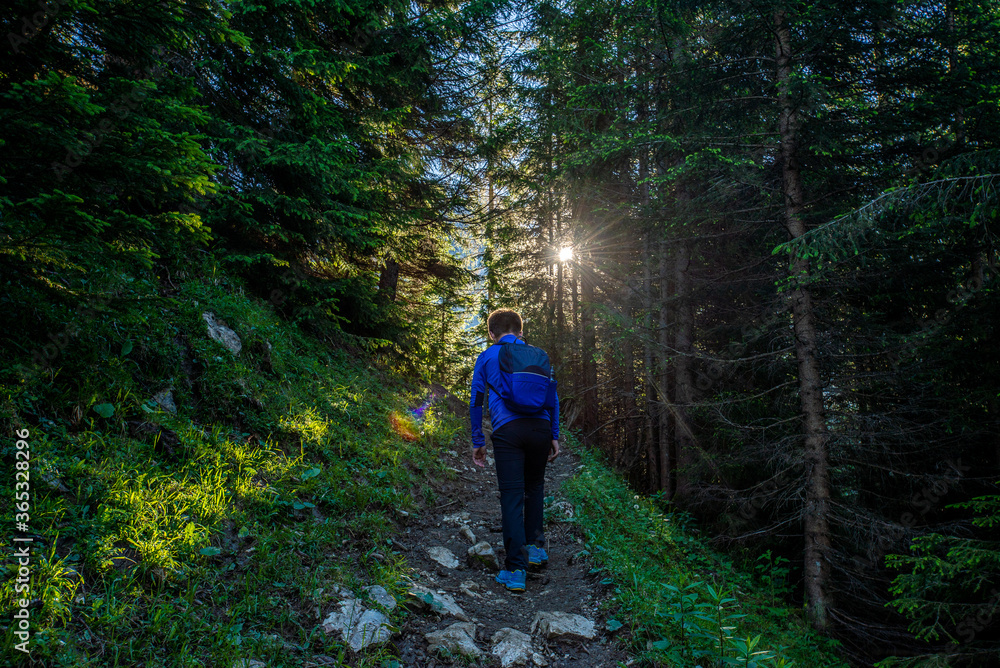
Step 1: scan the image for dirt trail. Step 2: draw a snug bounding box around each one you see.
[393,442,631,667]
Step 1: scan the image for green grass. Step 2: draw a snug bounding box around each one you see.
[0,260,462,667]
[558,433,849,668]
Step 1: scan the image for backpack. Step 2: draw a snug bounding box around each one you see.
[490,340,558,414]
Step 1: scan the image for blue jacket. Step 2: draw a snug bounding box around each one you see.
[470,333,560,448]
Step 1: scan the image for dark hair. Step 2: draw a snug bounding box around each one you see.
[487,309,523,337]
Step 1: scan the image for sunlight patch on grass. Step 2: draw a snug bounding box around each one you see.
[0,268,466,666]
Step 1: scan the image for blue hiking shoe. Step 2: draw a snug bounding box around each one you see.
[528,545,549,567]
[495,569,526,592]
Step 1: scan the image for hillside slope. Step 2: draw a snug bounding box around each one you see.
[2,265,846,667]
[1,261,460,666]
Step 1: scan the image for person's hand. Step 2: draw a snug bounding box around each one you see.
[472,445,487,467]
[548,439,560,462]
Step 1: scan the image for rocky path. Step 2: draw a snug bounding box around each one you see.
[384,443,630,667]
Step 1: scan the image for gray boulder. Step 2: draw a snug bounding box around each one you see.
[491,627,533,667]
[321,598,393,652]
[202,312,242,355]
[548,500,575,519]
[364,585,396,611]
[426,546,460,569]
[530,611,596,640]
[407,584,470,621]
[442,511,471,527]
[467,541,499,569]
[425,622,482,659]
[152,389,177,413]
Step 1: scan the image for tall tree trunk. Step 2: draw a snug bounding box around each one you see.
[673,239,694,500]
[991,397,1000,469]
[485,101,496,313]
[439,306,446,382]
[657,237,673,496]
[556,206,565,370]
[546,204,555,352]
[378,259,400,302]
[570,246,581,431]
[637,106,658,491]
[775,9,832,632]
[571,260,580,338]
[643,230,658,491]
[546,105,557,358]
[622,281,638,464]
[581,262,598,438]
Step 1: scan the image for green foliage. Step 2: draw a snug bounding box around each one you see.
[753,551,792,612]
[0,0,494,387]
[881,490,1000,663]
[776,152,1000,269]
[559,434,846,668]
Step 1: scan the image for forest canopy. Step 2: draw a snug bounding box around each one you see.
[2,0,1000,665]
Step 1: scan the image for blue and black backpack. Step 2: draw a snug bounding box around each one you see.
[490,340,558,414]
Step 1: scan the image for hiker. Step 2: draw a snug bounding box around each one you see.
[470,308,560,592]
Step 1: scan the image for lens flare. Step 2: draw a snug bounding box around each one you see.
[559,247,573,262]
[389,411,420,441]
[411,394,437,420]
[390,392,440,442]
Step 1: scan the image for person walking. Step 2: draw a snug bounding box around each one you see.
[470,308,560,592]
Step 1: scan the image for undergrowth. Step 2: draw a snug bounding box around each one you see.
[559,434,848,668]
[0,257,462,667]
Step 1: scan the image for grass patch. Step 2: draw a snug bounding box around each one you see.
[559,433,848,668]
[0,260,462,667]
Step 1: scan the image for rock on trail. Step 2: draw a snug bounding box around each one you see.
[532,611,597,640]
[467,541,500,569]
[202,311,242,355]
[407,584,471,622]
[491,627,534,667]
[364,585,397,611]
[425,622,482,659]
[426,546,460,569]
[321,596,393,652]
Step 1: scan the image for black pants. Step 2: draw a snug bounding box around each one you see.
[492,417,550,571]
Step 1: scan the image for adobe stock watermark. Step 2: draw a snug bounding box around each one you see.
[952,587,1000,648]
[899,458,972,530]
[50,46,185,181]
[12,428,33,654]
[738,472,792,521]
[49,50,284,182]
[6,0,67,54]
[693,300,794,396]
[178,191,310,313]
[854,457,972,572]
[904,144,944,180]
[268,264,314,317]
[39,14,378,180]
[51,46,193,183]
[50,86,149,181]
[170,192,312,318]
[8,6,379,55]
[888,253,999,371]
